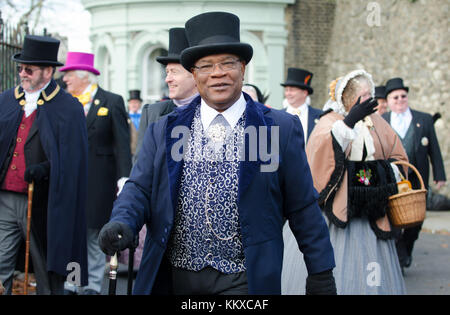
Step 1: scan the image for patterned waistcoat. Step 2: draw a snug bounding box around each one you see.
[168,105,246,274]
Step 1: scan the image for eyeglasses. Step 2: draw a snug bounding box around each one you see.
[192,59,241,74]
[392,94,408,100]
[17,65,42,75]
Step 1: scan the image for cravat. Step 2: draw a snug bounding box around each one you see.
[207,114,231,142]
[206,114,231,155]
[395,112,407,139]
[73,84,97,107]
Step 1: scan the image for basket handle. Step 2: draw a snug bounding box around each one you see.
[392,160,426,190]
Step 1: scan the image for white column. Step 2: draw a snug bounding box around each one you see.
[264,30,288,109]
[112,31,128,102]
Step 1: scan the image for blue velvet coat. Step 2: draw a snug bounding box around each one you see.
[110,94,335,294]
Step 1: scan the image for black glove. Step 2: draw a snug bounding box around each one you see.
[305,269,337,295]
[24,161,50,183]
[343,96,378,128]
[98,221,134,256]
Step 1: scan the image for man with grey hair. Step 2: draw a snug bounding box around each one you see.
[60,52,132,295]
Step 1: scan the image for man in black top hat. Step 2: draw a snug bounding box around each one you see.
[375,85,388,115]
[0,35,89,294]
[281,68,322,144]
[123,27,199,274]
[382,77,446,271]
[134,27,198,163]
[128,90,143,157]
[99,11,335,295]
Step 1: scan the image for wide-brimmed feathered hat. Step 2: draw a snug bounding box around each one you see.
[12,35,63,66]
[180,12,253,71]
[156,28,189,65]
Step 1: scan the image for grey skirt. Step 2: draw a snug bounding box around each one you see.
[281,216,406,295]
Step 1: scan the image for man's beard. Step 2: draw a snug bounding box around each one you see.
[21,72,46,93]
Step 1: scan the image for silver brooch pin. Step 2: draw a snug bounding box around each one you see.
[207,124,227,143]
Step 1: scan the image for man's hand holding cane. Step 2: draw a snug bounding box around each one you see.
[99,221,134,295]
[98,221,134,256]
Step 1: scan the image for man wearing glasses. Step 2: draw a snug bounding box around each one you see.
[382,77,446,272]
[0,35,89,294]
[99,12,336,295]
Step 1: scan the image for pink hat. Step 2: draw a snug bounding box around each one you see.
[59,51,100,75]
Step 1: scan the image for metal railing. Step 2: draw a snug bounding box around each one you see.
[0,10,49,92]
[0,10,24,92]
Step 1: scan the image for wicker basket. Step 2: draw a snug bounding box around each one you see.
[388,161,427,228]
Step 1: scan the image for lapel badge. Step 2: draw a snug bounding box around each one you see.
[94,99,100,106]
[421,137,429,146]
[19,99,26,106]
[416,123,421,128]
[37,99,44,106]
[314,118,319,124]
[97,107,109,116]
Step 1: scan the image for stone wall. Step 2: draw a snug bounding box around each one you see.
[285,0,336,109]
[286,0,449,196]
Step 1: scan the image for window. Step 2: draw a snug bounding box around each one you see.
[142,47,168,104]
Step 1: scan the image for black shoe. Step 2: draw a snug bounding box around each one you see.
[404,255,412,268]
[64,289,77,295]
[83,289,100,295]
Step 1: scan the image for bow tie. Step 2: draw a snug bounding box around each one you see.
[291,107,302,117]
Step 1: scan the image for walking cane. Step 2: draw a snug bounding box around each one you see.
[127,235,139,295]
[108,235,121,295]
[24,181,34,295]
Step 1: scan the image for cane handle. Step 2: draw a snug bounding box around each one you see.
[109,234,122,270]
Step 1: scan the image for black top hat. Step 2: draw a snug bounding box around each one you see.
[12,35,63,66]
[385,77,409,97]
[180,12,253,71]
[281,68,314,95]
[156,28,189,65]
[375,86,386,99]
[128,90,142,101]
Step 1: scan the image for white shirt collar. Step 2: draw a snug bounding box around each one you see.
[23,80,51,117]
[24,80,51,103]
[200,93,246,130]
[286,102,308,116]
[392,107,412,120]
[391,107,412,139]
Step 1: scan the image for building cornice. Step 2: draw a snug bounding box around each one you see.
[82,0,295,10]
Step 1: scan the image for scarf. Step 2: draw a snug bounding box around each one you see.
[73,84,98,106]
